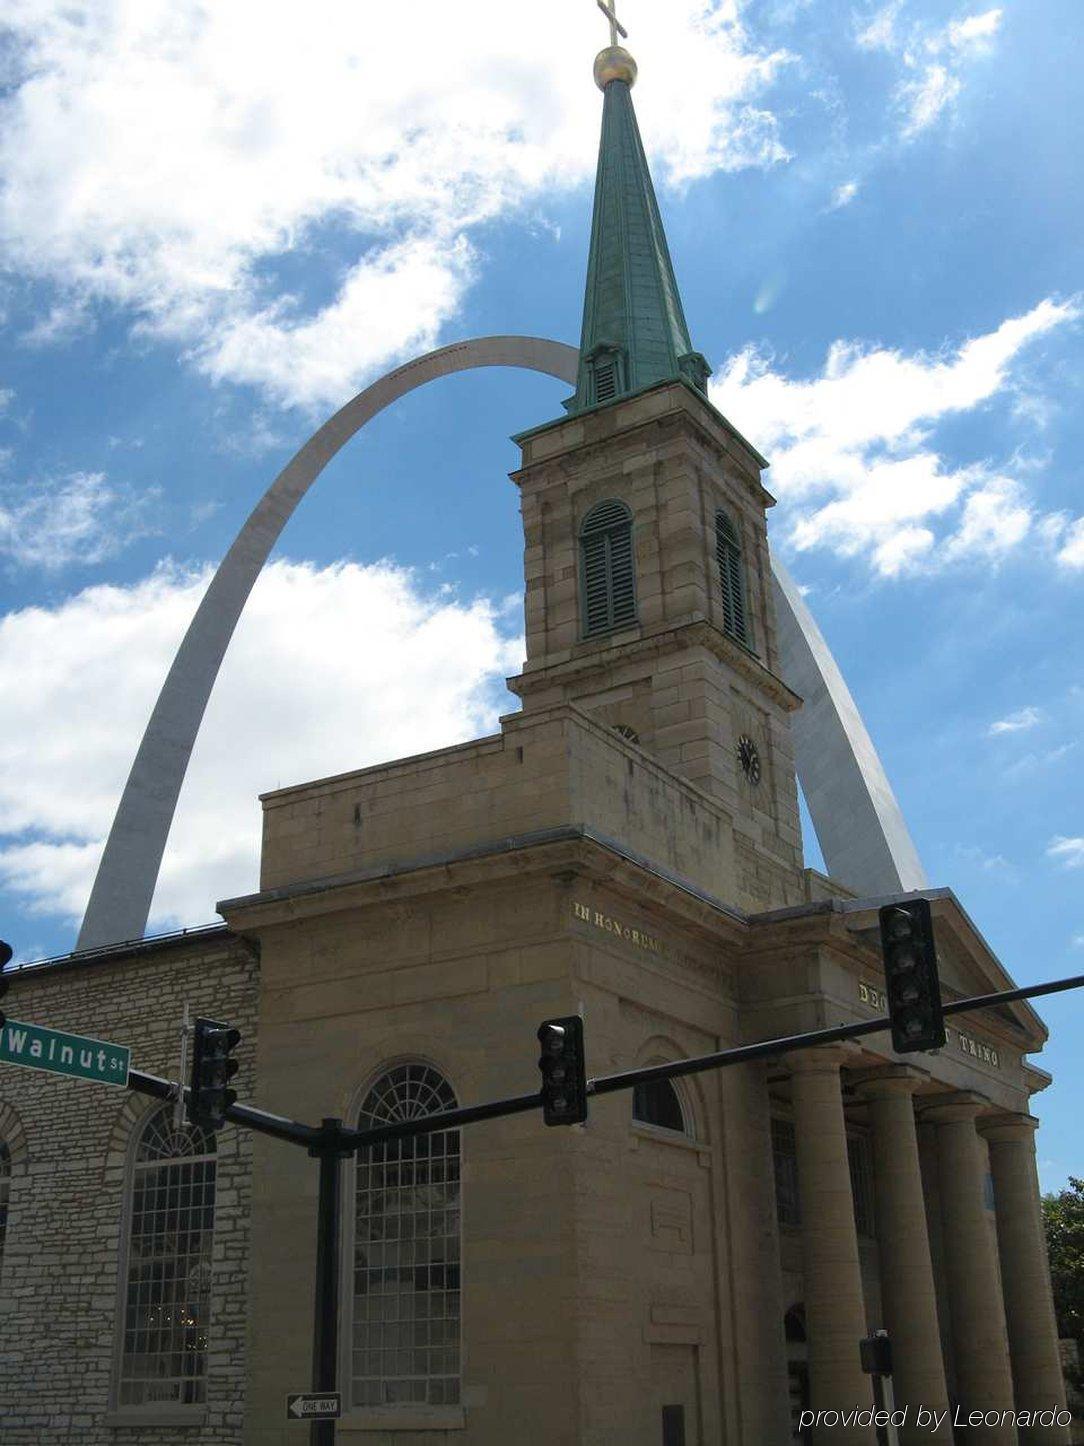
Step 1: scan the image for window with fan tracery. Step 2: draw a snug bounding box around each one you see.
[352,1064,461,1409]
[115,1106,217,1408]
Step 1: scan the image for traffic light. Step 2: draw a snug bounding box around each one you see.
[859,1331,893,1377]
[537,1015,588,1126]
[878,898,945,1053]
[187,1016,241,1130]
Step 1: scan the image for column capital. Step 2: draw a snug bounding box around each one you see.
[787,1042,862,1075]
[852,1063,930,1100]
[978,1110,1039,1144]
[917,1090,992,1124]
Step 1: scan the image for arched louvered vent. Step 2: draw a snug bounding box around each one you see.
[581,499,637,637]
[586,346,624,407]
[594,359,617,403]
[715,509,751,648]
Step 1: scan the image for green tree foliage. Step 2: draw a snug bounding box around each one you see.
[1043,1176,1084,1350]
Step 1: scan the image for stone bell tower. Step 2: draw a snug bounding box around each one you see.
[507,42,804,908]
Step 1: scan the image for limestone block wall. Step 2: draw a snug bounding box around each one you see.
[506,380,806,904]
[236,873,587,1445]
[255,703,742,907]
[0,932,258,1445]
[230,851,792,1444]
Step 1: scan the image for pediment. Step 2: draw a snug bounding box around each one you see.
[839,888,1045,1050]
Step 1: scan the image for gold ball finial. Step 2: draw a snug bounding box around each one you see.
[594,45,637,89]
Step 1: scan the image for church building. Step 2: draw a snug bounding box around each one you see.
[0,30,1070,1446]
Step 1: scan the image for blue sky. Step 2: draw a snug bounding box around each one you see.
[0,0,1080,1186]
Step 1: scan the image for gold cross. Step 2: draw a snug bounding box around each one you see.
[596,0,628,45]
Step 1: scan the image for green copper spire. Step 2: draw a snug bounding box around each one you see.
[567,44,711,417]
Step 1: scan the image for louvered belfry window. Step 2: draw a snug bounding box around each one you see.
[580,498,637,637]
[716,509,751,647]
[593,358,617,403]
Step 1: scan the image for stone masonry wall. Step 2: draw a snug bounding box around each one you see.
[255,703,740,907]
[0,931,258,1444]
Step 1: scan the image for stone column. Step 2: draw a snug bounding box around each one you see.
[717,1060,793,1445]
[980,1113,1070,1444]
[922,1093,1017,1446]
[855,1068,951,1444]
[789,1047,875,1446]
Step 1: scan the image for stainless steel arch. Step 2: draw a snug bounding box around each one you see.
[76,334,923,949]
[773,560,926,897]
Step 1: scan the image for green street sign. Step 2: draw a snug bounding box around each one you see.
[0,1018,131,1087]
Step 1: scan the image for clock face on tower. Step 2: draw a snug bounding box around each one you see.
[737,733,761,785]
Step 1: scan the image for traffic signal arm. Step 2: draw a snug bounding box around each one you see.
[116,971,1084,1153]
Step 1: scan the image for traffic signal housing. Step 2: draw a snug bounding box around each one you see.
[188,1016,241,1130]
[878,898,946,1053]
[537,1015,588,1126]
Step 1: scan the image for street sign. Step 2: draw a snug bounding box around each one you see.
[0,1018,131,1087]
[286,1393,341,1421]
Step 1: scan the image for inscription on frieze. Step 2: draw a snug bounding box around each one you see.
[572,900,666,957]
[955,1030,999,1068]
[858,980,1001,1067]
[858,979,887,1012]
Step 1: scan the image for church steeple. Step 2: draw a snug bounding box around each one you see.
[567,37,712,416]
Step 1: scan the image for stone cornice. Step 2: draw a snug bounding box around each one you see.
[219,824,748,946]
[509,616,802,713]
[510,379,772,498]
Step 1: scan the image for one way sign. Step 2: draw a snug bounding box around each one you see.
[286,1392,341,1421]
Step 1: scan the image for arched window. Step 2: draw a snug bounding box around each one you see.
[0,1140,10,1276]
[352,1064,461,1409]
[716,509,751,648]
[115,1106,217,1408]
[580,499,637,637]
[632,1077,687,1134]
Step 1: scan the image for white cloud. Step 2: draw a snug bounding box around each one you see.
[0,471,161,570]
[946,10,1003,48]
[1047,837,1084,870]
[1003,743,1075,782]
[858,6,1003,138]
[710,297,1078,574]
[0,558,522,927]
[856,4,901,52]
[1055,517,1084,569]
[898,64,962,138]
[954,842,1014,875]
[0,0,789,412]
[987,706,1042,736]
[941,475,1032,561]
[829,180,860,209]
[20,294,92,347]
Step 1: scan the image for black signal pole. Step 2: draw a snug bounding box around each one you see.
[310,1119,348,1446]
